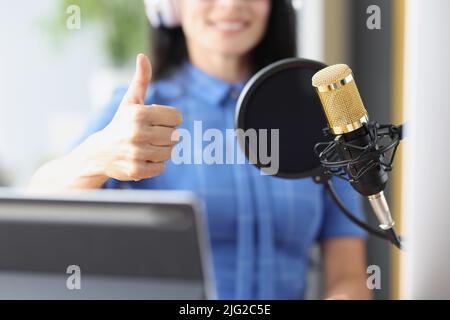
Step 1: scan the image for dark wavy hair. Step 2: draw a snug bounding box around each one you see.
[150,0,297,81]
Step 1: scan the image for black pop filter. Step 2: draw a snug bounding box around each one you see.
[235,58,330,179]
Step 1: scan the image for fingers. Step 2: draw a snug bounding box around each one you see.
[123,54,152,105]
[132,104,183,127]
[143,126,179,146]
[129,125,179,146]
[148,105,183,127]
[125,145,173,162]
[128,105,182,146]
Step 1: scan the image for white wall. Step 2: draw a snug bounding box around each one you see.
[0,0,106,186]
[401,0,450,299]
[297,0,325,61]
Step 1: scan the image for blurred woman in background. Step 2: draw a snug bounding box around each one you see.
[30,0,370,300]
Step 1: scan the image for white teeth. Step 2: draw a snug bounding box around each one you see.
[215,22,245,31]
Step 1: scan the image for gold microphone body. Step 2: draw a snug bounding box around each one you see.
[312,64,369,135]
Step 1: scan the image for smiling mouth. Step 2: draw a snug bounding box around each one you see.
[209,20,250,33]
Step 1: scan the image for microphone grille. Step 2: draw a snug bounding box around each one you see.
[312,64,352,87]
[312,64,369,135]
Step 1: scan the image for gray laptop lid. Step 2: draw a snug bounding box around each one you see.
[0,190,215,300]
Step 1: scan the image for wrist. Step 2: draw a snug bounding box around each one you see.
[66,131,110,185]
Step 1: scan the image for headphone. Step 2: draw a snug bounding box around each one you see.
[144,0,181,28]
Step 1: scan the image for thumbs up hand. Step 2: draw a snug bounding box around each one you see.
[92,54,183,182]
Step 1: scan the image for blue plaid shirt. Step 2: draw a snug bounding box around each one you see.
[78,60,366,300]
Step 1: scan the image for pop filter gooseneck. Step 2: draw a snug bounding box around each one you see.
[235,58,401,247]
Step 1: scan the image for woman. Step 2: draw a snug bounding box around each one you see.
[30,0,371,300]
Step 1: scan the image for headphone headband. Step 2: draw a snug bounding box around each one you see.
[144,0,181,28]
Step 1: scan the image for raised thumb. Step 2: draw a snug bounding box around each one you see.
[123,53,152,105]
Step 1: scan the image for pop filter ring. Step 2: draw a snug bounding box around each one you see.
[235,57,328,179]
